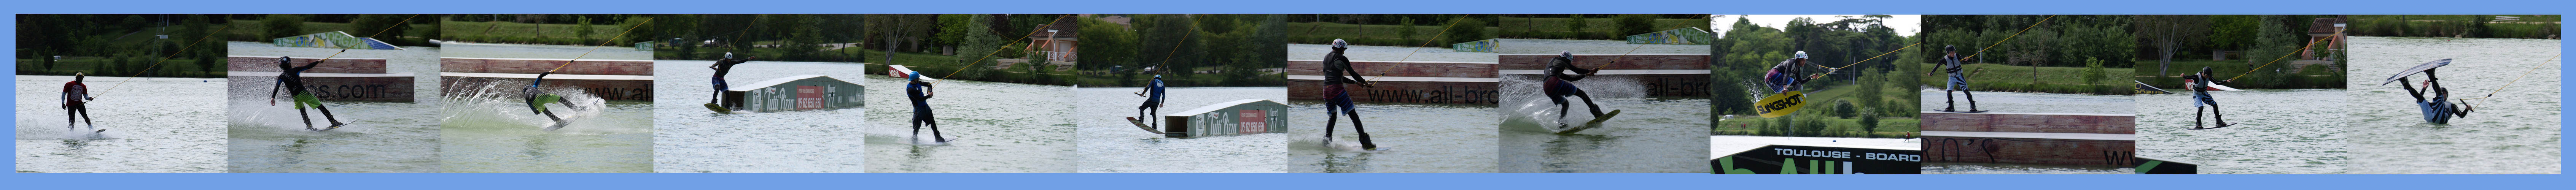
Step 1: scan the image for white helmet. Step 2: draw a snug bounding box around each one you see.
[1330,39,1348,48]
[725,52,735,59]
[1794,51,1808,59]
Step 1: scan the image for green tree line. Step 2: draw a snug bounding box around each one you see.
[1078,14,1287,87]
[18,14,226,78]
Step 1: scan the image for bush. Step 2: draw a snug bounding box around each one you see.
[262,14,306,39]
[1445,17,1488,46]
[1615,14,1655,36]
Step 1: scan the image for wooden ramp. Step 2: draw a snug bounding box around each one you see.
[1498,54,1711,97]
[1286,59,1498,104]
[721,75,864,112]
[1159,99,1288,138]
[439,57,655,101]
[227,55,415,102]
[1920,112,2139,166]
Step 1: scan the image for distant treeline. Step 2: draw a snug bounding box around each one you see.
[18,14,227,78]
[2348,15,2560,39]
[1080,14,1287,87]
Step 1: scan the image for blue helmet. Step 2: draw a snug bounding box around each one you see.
[1559,51,1573,58]
[907,71,922,81]
[1153,74,1162,79]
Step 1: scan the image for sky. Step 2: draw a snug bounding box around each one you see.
[1709,14,1921,37]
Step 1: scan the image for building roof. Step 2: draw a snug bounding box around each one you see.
[1029,17,1078,39]
[2309,17,2345,33]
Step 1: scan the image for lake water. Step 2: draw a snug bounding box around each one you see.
[653,60,869,173]
[225,42,444,173]
[437,43,654,173]
[16,75,228,173]
[1496,74,1709,173]
[1075,87,1288,173]
[2137,89,2347,174]
[1286,101,1499,173]
[2344,36,2559,174]
[862,75,1076,173]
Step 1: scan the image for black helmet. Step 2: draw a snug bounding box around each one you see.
[1944,45,1956,52]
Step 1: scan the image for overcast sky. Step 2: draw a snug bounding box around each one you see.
[1709,14,1920,38]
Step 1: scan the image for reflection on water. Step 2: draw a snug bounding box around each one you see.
[2138,89,2346,174]
[2345,36,2559,174]
[1076,87,1287,173]
[226,42,442,173]
[863,75,1075,173]
[1288,101,1498,173]
[16,76,228,173]
[654,60,868,173]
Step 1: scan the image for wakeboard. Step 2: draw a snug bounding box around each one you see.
[1932,109,1990,113]
[2134,81,2172,94]
[1554,109,1622,134]
[1754,91,1808,118]
[543,117,576,131]
[2382,59,2452,86]
[932,136,964,143]
[1125,117,1165,134]
[311,120,358,131]
[704,103,734,114]
[2186,122,2244,130]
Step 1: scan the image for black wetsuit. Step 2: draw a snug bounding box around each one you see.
[273,57,343,129]
[707,57,754,104]
[2182,68,2230,128]
[1319,46,1375,149]
[2398,69,2471,124]
[1542,55,1604,126]
[1939,53,1979,112]
[908,80,943,141]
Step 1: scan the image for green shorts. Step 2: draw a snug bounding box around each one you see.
[293,92,325,109]
[532,94,564,112]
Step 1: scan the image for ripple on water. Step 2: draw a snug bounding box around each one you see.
[1495,74,1709,173]
[863,76,1076,173]
[18,76,228,173]
[2137,89,2347,174]
[1288,101,1500,173]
